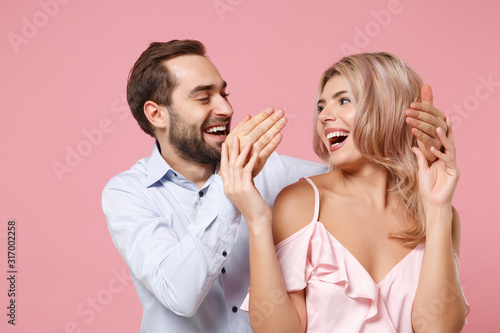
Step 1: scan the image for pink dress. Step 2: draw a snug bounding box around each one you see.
[242,177,469,332]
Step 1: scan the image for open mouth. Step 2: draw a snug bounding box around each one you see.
[203,124,228,136]
[326,131,349,148]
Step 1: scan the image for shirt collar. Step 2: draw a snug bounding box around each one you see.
[144,141,221,188]
[145,141,174,187]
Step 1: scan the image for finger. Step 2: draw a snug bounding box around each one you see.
[225,116,248,148]
[229,136,240,180]
[405,110,446,129]
[220,143,233,195]
[412,147,429,171]
[406,113,446,144]
[232,114,251,130]
[421,84,433,106]
[408,104,447,137]
[245,109,285,145]
[408,91,448,136]
[243,151,259,180]
[253,116,287,152]
[409,102,440,115]
[258,133,283,162]
[430,146,453,165]
[235,114,252,131]
[409,87,444,120]
[436,127,456,160]
[408,118,440,140]
[220,143,228,180]
[445,116,455,143]
[236,141,253,169]
[237,107,275,136]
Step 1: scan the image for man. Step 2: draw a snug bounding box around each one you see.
[102,40,445,332]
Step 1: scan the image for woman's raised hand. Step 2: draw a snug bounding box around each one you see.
[220,137,272,224]
[412,116,460,209]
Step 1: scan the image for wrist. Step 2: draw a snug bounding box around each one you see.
[247,214,273,237]
[423,205,453,230]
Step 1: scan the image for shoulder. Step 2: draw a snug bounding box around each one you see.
[103,169,143,195]
[103,157,149,192]
[272,178,317,245]
[101,158,152,214]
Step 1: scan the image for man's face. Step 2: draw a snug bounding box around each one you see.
[165,55,233,164]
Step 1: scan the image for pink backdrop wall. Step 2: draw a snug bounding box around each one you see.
[2,0,499,331]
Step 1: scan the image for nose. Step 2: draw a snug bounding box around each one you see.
[318,104,337,124]
[213,96,234,118]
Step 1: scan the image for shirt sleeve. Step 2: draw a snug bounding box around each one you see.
[102,173,241,317]
[269,154,327,187]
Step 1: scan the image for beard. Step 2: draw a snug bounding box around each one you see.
[168,107,229,164]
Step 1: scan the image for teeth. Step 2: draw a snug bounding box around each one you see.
[326,131,349,140]
[206,126,226,133]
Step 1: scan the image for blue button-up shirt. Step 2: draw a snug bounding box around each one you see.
[102,143,326,332]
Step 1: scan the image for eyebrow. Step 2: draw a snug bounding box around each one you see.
[188,81,227,98]
[317,90,348,104]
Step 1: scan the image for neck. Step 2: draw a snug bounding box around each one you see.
[157,140,216,189]
[338,162,394,209]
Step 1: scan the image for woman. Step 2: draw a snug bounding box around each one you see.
[221,52,469,332]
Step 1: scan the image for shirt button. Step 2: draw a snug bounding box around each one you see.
[173,172,177,177]
[222,251,227,257]
[198,191,204,197]
[221,267,226,274]
[232,306,238,313]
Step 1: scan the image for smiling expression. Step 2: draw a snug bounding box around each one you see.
[164,55,233,164]
[316,75,365,169]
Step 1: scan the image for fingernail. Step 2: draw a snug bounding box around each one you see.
[276,109,284,117]
[266,107,274,114]
[280,117,287,124]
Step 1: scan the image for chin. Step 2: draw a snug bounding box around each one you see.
[330,155,366,171]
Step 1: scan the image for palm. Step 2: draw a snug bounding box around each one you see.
[413,118,460,209]
[418,158,458,207]
[220,138,272,224]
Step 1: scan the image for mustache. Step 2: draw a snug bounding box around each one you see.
[202,117,232,129]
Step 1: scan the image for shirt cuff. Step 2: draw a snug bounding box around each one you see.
[203,174,241,223]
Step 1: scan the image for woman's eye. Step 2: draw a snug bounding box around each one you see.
[197,97,210,103]
[317,105,325,112]
[221,92,230,99]
[339,97,351,105]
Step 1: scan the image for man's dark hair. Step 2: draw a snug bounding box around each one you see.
[127,40,206,137]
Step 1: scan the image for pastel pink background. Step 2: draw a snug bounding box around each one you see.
[1,0,499,332]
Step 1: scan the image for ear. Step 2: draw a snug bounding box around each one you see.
[144,101,168,133]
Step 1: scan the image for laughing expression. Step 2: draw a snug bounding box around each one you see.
[165,55,234,164]
[317,75,365,169]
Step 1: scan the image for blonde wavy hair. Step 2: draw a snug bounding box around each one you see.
[313,52,425,246]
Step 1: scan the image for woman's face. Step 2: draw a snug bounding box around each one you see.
[316,75,365,169]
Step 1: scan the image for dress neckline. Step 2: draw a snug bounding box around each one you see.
[279,177,424,286]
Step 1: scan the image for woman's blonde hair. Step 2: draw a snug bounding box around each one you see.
[313,52,425,246]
